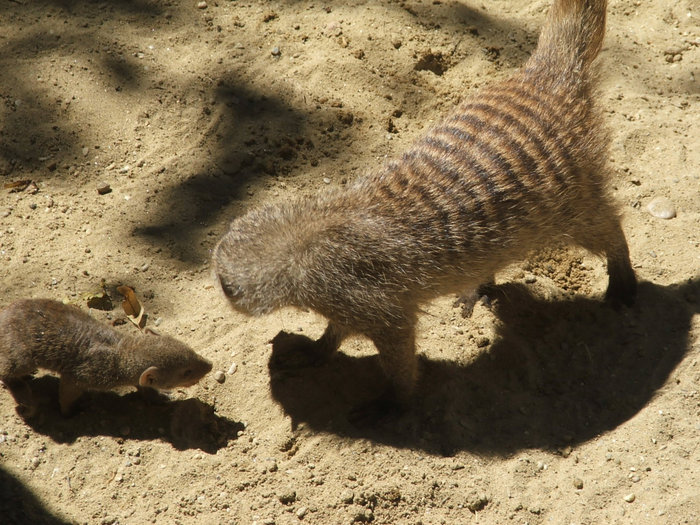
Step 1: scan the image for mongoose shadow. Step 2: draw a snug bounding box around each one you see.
[0,466,71,525]
[268,278,698,456]
[16,382,243,454]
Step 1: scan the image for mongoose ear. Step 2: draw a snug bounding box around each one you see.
[139,366,160,387]
[143,327,161,336]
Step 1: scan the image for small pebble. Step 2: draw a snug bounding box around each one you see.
[623,493,636,503]
[646,197,676,219]
[340,489,354,504]
[271,46,281,56]
[296,506,308,518]
[227,362,238,375]
[97,182,112,195]
[277,489,297,505]
[196,1,208,8]
[475,336,490,348]
[213,370,226,384]
[573,477,583,489]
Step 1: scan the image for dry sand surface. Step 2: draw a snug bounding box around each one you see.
[1,0,698,524]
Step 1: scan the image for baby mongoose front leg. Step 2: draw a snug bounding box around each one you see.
[3,378,36,417]
[58,376,84,416]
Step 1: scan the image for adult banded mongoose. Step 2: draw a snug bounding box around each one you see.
[0,299,212,416]
[213,0,636,411]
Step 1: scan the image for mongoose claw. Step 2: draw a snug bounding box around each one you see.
[453,283,495,318]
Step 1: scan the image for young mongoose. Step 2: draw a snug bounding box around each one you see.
[0,299,213,416]
[213,0,636,410]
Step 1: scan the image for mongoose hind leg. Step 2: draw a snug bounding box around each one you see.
[453,277,496,318]
[605,248,636,307]
[270,321,348,370]
[603,225,637,307]
[574,213,637,307]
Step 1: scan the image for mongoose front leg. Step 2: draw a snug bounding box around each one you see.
[270,320,349,370]
[58,376,85,416]
[2,378,37,418]
[371,325,419,408]
[348,325,418,425]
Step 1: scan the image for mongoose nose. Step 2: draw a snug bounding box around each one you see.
[218,275,243,300]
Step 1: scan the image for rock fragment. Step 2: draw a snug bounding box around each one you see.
[647,197,676,219]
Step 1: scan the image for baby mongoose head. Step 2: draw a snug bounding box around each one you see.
[126,330,213,390]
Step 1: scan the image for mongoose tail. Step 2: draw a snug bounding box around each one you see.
[528,0,607,74]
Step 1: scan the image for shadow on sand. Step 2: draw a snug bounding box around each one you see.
[16,381,242,454]
[0,465,71,525]
[269,278,699,456]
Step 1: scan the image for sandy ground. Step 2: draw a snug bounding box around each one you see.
[1,0,698,524]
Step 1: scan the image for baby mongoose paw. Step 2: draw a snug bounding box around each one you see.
[15,402,39,419]
[269,331,332,370]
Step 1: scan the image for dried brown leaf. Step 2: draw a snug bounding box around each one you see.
[117,285,146,329]
[4,180,32,192]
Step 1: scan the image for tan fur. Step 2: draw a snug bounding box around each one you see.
[213,0,635,407]
[0,299,212,416]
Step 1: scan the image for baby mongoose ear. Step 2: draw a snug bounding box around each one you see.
[139,366,161,387]
[143,327,161,336]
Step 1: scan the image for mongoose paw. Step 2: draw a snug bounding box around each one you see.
[269,331,331,370]
[604,278,637,310]
[453,284,495,318]
[58,403,80,418]
[347,390,406,428]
